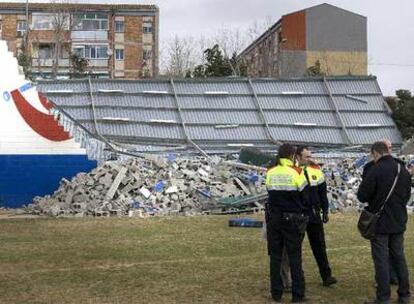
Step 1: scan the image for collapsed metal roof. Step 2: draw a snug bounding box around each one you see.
[37,76,401,155]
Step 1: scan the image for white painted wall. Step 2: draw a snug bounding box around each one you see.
[0,40,87,155]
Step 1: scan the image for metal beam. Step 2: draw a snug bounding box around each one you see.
[170,78,209,158]
[247,78,282,146]
[323,77,353,146]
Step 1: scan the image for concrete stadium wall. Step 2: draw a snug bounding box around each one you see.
[0,40,97,208]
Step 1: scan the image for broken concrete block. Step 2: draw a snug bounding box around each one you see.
[165,186,178,194]
[140,187,151,199]
[198,168,209,177]
[106,167,128,200]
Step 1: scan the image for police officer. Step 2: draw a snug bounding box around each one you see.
[296,146,337,286]
[265,144,309,303]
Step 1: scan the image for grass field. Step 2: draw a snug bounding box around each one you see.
[0,214,413,304]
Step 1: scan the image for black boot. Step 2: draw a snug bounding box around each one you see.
[323,276,338,287]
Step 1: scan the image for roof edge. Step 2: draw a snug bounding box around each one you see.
[35,75,379,85]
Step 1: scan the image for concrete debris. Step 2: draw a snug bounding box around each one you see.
[323,155,414,213]
[25,154,414,217]
[26,156,266,217]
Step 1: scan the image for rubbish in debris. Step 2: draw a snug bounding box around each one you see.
[229,218,263,228]
[24,153,414,218]
[25,155,267,217]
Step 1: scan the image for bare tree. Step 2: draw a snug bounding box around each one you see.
[158,16,276,77]
[245,16,275,45]
[163,35,197,77]
[50,0,73,79]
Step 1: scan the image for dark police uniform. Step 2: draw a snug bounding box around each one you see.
[303,163,334,284]
[265,158,308,302]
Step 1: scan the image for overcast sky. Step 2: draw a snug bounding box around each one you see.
[6,0,414,96]
[146,0,414,96]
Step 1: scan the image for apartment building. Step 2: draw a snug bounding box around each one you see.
[0,2,159,79]
[239,3,367,77]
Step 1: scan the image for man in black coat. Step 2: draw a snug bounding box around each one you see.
[362,139,404,285]
[358,142,411,304]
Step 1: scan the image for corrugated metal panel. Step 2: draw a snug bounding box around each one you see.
[94,108,180,122]
[326,79,381,94]
[259,95,333,110]
[62,108,93,120]
[178,96,256,109]
[37,77,402,148]
[341,112,395,127]
[55,94,176,109]
[82,122,184,140]
[49,94,177,108]
[252,79,326,94]
[347,128,402,145]
[173,80,251,94]
[96,95,176,108]
[334,95,385,111]
[91,80,172,93]
[46,95,90,106]
[37,80,89,93]
[181,110,261,125]
[187,125,268,141]
[264,111,337,126]
[270,126,344,144]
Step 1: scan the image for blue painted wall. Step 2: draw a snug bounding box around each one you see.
[0,155,97,208]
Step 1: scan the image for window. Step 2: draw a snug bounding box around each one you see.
[17,21,27,37]
[32,13,69,30]
[72,13,108,31]
[143,49,152,60]
[74,45,108,59]
[115,49,124,60]
[32,14,54,30]
[85,45,108,59]
[143,45,152,61]
[115,21,124,33]
[143,22,152,34]
[38,44,54,59]
[73,47,84,58]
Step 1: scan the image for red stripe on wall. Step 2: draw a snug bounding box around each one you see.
[38,92,53,110]
[11,89,71,142]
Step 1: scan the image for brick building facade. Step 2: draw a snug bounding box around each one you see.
[0,2,159,79]
[239,4,367,78]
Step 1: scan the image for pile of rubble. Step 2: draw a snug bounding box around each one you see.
[324,157,366,212]
[25,155,267,217]
[25,153,414,217]
[323,155,414,213]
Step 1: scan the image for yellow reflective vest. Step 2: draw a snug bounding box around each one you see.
[302,164,329,212]
[304,164,325,186]
[265,158,308,213]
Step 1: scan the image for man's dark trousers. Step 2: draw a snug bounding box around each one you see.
[371,233,410,302]
[307,221,332,281]
[268,216,306,301]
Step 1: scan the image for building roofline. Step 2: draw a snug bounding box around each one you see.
[0,2,158,12]
[306,3,366,19]
[36,75,378,85]
[239,3,366,58]
[239,19,282,57]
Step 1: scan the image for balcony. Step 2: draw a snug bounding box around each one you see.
[88,59,108,67]
[32,58,70,67]
[71,31,108,41]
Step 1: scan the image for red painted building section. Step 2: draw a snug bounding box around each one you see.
[11,89,71,142]
[281,10,306,51]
